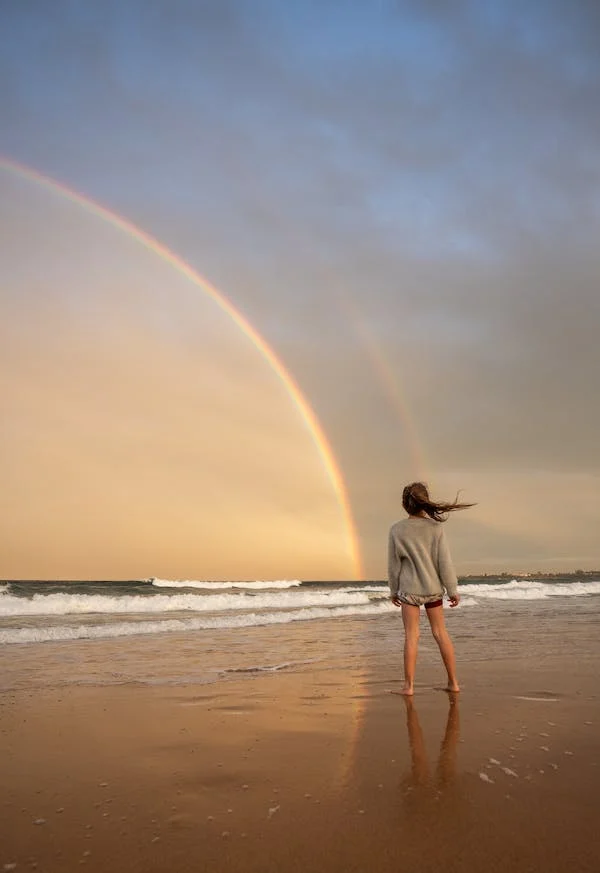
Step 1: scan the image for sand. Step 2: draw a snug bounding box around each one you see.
[1,648,599,873]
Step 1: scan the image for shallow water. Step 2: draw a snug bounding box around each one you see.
[1,591,598,694]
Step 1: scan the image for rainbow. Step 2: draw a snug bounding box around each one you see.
[0,155,363,579]
[333,286,428,480]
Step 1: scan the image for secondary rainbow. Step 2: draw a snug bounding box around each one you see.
[332,286,429,480]
[0,156,363,579]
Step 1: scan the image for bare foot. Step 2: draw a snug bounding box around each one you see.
[390,687,414,696]
[445,684,460,693]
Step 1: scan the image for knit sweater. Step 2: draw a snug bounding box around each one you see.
[388,517,458,598]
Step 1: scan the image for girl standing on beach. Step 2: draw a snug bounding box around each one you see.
[388,482,474,696]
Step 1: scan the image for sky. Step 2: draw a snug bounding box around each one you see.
[1,0,600,579]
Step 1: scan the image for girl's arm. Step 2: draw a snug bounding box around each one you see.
[388,529,401,598]
[437,527,458,598]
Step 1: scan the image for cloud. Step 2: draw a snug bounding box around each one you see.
[2,0,600,574]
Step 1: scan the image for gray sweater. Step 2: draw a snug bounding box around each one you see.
[388,517,458,598]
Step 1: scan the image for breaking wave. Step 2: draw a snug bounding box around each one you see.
[0,601,389,644]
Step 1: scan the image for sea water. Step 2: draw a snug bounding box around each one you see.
[1,575,598,692]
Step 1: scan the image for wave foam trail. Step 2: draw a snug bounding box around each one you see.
[151,579,302,590]
[222,660,317,674]
[0,589,380,618]
[464,579,600,600]
[0,602,390,644]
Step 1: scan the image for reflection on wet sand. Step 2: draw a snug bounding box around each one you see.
[401,695,461,818]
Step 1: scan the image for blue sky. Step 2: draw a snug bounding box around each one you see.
[5,0,598,261]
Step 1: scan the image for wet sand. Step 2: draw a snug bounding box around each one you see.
[1,651,599,873]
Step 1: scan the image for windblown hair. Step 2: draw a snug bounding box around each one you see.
[402,482,475,522]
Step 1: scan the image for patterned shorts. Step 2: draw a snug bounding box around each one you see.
[396,592,444,609]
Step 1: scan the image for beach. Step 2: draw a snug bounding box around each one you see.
[1,584,599,873]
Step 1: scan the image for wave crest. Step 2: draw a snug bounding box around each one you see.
[0,601,389,644]
[151,578,302,590]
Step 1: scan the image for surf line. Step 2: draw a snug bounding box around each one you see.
[0,155,363,580]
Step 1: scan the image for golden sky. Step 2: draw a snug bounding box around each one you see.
[0,173,356,580]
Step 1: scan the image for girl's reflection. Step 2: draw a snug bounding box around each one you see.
[401,695,460,817]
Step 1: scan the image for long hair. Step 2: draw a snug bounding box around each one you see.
[402,482,475,522]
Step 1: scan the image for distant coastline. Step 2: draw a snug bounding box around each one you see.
[461,569,600,579]
[1,569,599,585]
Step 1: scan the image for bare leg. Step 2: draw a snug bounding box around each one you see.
[400,603,420,695]
[426,605,460,692]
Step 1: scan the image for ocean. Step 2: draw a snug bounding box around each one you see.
[2,575,599,645]
[1,575,599,694]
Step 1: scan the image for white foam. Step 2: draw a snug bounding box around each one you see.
[338,585,389,593]
[456,596,478,607]
[151,578,302,590]
[0,588,384,618]
[0,601,389,644]
[462,579,600,600]
[222,659,317,674]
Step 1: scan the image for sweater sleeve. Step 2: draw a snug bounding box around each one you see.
[436,527,458,597]
[388,529,400,596]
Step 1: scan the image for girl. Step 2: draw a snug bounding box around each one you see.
[388,482,474,695]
